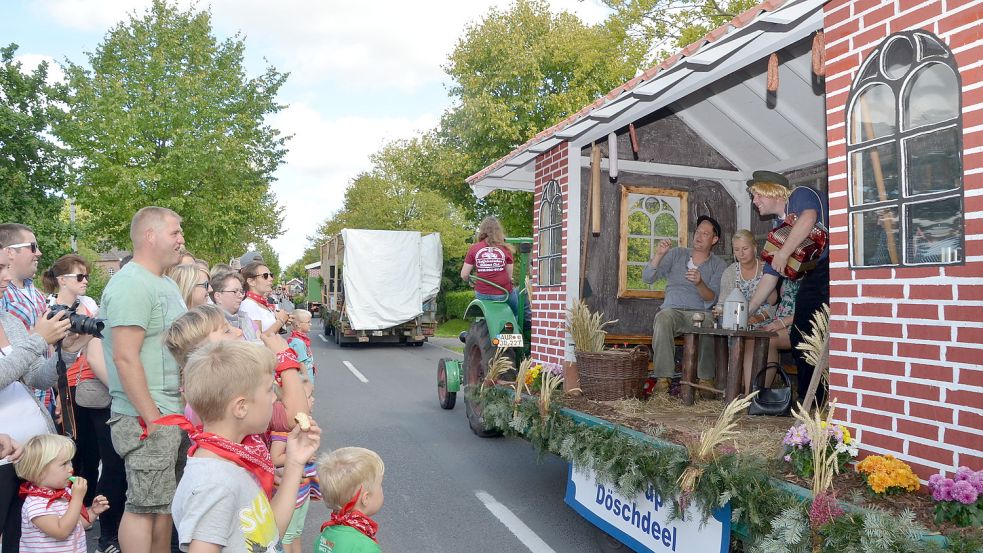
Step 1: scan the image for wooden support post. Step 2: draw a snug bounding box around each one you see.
[725,336,744,404]
[714,336,728,392]
[591,144,602,236]
[681,333,698,406]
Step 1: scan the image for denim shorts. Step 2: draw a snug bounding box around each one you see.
[108,412,190,514]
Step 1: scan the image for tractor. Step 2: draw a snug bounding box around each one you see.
[437,238,532,437]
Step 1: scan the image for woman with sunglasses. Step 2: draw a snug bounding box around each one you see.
[208,271,260,342]
[40,254,126,553]
[239,261,289,336]
[166,263,212,308]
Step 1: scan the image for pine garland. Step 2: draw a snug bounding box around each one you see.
[472,386,968,551]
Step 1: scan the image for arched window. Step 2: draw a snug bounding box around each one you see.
[538,179,563,285]
[846,31,964,267]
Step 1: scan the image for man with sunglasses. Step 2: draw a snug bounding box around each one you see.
[0,223,55,413]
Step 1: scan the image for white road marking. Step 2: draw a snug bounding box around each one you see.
[474,490,557,553]
[318,334,329,343]
[342,361,369,383]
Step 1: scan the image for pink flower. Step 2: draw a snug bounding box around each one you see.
[809,493,844,528]
[952,480,979,505]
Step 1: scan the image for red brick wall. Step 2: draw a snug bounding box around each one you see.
[531,144,570,371]
[824,0,983,478]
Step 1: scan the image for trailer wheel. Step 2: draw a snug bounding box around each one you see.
[437,358,456,410]
[463,321,512,437]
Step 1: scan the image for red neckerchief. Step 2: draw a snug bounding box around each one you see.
[18,482,90,522]
[288,331,317,375]
[154,415,275,499]
[246,292,274,312]
[275,348,302,385]
[320,488,379,543]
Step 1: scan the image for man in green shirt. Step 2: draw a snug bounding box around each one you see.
[103,206,188,553]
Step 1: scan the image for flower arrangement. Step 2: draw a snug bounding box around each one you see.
[782,420,857,478]
[524,364,543,392]
[928,466,983,527]
[855,454,920,495]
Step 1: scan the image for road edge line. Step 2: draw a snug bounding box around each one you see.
[474,490,558,553]
[342,360,369,383]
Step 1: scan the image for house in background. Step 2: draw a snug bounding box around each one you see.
[468,0,982,478]
[93,248,131,278]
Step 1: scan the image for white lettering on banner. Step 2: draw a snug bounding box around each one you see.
[564,465,730,553]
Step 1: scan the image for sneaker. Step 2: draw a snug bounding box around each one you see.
[97,543,121,553]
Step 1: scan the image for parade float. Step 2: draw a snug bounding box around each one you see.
[444,0,983,549]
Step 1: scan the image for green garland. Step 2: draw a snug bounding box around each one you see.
[473,386,978,552]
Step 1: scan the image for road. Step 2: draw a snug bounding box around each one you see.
[302,320,606,553]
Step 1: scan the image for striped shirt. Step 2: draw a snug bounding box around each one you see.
[2,279,53,407]
[20,496,87,553]
[270,432,322,507]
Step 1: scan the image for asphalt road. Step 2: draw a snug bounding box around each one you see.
[302,320,606,553]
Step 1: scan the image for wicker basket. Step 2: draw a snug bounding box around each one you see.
[575,347,650,401]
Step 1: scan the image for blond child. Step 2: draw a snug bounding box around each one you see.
[15,434,110,553]
[286,309,316,383]
[316,448,385,553]
[159,341,321,553]
[268,377,318,553]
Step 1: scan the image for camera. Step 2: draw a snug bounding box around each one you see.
[48,299,105,339]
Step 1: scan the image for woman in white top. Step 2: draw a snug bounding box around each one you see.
[237,261,288,336]
[0,248,86,553]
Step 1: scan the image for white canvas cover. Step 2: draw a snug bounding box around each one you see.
[420,233,442,302]
[341,229,427,330]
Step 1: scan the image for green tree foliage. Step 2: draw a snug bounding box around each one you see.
[316,172,472,259]
[601,0,761,57]
[253,240,281,280]
[0,44,72,263]
[372,0,648,236]
[56,0,288,262]
[283,244,320,283]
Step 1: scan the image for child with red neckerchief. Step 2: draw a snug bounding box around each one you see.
[286,309,316,383]
[161,341,320,553]
[15,434,110,553]
[316,447,384,553]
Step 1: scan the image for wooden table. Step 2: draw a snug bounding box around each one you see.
[679,326,776,406]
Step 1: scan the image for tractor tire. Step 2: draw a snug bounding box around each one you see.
[437,358,456,410]
[463,321,513,437]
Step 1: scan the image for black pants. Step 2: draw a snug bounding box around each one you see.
[72,399,127,549]
[0,463,23,553]
[790,258,829,406]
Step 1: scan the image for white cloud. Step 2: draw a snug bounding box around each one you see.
[12,53,65,84]
[266,102,438,264]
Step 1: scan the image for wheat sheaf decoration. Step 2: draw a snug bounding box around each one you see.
[566,300,617,352]
[677,392,758,498]
[538,370,564,422]
[481,348,513,395]
[796,304,830,410]
[513,358,533,417]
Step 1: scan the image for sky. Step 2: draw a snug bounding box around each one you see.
[1,0,611,267]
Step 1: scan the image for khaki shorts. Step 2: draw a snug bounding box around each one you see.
[108,412,190,514]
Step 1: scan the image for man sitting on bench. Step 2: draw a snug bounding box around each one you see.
[643,216,726,396]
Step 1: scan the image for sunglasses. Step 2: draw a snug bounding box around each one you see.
[195,282,211,290]
[6,242,39,253]
[251,272,274,280]
[59,273,90,282]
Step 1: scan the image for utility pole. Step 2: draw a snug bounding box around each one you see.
[69,198,78,252]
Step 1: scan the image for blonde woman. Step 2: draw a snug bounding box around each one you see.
[460,216,517,317]
[166,263,211,308]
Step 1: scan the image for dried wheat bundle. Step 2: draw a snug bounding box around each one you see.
[792,401,841,497]
[481,348,513,394]
[796,304,829,370]
[678,392,758,495]
[513,357,533,417]
[566,300,617,353]
[538,370,564,421]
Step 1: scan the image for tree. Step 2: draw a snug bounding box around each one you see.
[0,44,72,263]
[601,0,761,58]
[254,240,282,281]
[315,172,472,259]
[284,244,320,283]
[56,0,289,262]
[372,0,648,237]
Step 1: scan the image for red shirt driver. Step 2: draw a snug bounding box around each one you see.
[464,242,513,295]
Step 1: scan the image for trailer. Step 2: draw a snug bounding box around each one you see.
[320,229,440,346]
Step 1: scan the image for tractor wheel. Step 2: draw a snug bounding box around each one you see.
[463,321,513,437]
[437,358,456,410]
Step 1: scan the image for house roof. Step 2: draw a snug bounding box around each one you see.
[467,0,825,193]
[304,261,321,270]
[97,248,131,262]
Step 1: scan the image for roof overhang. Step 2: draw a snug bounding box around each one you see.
[468,0,825,196]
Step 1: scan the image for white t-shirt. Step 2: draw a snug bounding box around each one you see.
[238,297,277,333]
[20,495,87,553]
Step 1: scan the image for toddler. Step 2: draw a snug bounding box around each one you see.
[287,309,316,383]
[269,377,319,553]
[316,447,385,553]
[15,434,109,553]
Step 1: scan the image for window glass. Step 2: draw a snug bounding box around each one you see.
[850,142,899,204]
[850,84,896,143]
[851,208,900,266]
[904,63,958,129]
[883,36,914,79]
[623,191,682,293]
[906,196,963,264]
[537,180,562,285]
[905,127,960,196]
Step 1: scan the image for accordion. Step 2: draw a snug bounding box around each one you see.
[761,213,828,280]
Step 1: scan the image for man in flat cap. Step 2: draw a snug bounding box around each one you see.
[745,170,829,405]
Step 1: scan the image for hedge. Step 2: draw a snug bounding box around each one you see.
[444,290,475,320]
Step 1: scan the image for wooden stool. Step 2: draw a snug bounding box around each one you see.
[679,327,776,406]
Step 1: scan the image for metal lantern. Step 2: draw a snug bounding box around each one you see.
[722,287,748,330]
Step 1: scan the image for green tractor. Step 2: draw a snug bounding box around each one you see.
[437,238,532,437]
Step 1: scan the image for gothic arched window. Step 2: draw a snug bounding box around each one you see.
[846,31,964,267]
[538,179,563,285]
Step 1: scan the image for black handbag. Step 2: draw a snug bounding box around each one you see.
[748,362,793,416]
